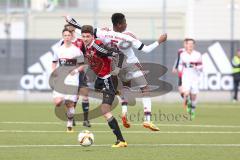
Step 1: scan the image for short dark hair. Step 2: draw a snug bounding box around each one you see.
[184,38,196,44]
[64,24,72,28]
[62,28,72,34]
[81,25,94,35]
[64,24,75,31]
[111,13,125,26]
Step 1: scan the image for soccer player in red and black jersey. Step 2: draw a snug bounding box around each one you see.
[79,25,127,148]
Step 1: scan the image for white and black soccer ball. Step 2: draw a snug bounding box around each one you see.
[78,130,94,147]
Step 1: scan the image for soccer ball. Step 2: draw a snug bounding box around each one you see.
[78,130,94,147]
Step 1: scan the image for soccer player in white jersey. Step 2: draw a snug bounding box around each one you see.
[52,24,91,128]
[100,13,167,131]
[172,40,187,99]
[52,28,84,132]
[65,13,167,131]
[178,38,203,119]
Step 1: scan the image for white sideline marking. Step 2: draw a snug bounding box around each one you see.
[158,124,240,128]
[0,130,240,134]
[1,121,240,128]
[0,144,240,148]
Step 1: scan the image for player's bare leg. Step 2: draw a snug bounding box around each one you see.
[178,86,184,99]
[53,97,64,107]
[121,81,131,128]
[141,85,159,131]
[183,91,191,113]
[111,75,120,95]
[65,100,75,132]
[177,77,184,98]
[111,75,130,128]
[54,97,75,126]
[190,94,197,119]
[101,103,127,147]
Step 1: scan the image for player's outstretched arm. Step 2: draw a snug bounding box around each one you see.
[64,15,82,30]
[64,15,99,38]
[137,33,167,53]
[157,33,168,44]
[177,54,183,72]
[172,50,181,73]
[172,59,178,73]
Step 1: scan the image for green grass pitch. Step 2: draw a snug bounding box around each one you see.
[0,102,240,160]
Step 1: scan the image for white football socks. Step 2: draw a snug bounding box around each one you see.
[67,107,75,118]
[67,107,75,127]
[121,87,129,116]
[122,104,128,115]
[142,97,151,122]
[191,99,197,112]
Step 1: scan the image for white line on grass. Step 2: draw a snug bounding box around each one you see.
[0,121,63,125]
[0,144,240,148]
[1,130,240,134]
[1,121,240,128]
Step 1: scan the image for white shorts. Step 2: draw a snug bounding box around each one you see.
[118,63,148,88]
[52,90,78,102]
[52,72,79,102]
[64,73,79,86]
[181,79,199,94]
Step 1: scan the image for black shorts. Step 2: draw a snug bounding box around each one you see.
[94,76,115,105]
[78,72,88,88]
[178,77,182,86]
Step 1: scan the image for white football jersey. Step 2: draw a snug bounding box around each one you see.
[53,44,83,86]
[178,50,202,81]
[52,37,81,56]
[95,27,142,66]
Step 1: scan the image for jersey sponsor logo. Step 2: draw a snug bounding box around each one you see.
[118,40,132,50]
[200,42,233,90]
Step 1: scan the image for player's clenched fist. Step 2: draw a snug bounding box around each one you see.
[158,33,167,44]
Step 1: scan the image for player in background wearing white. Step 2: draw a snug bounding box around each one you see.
[65,14,167,131]
[172,40,187,99]
[178,38,203,119]
[52,24,91,127]
[52,28,84,132]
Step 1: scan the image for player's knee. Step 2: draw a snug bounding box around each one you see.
[65,100,75,108]
[190,94,197,100]
[101,103,111,115]
[79,87,89,97]
[183,90,189,96]
[55,102,61,107]
[103,111,112,120]
[54,98,64,107]
[67,106,75,119]
[140,85,150,94]
[121,100,128,106]
[82,96,89,102]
